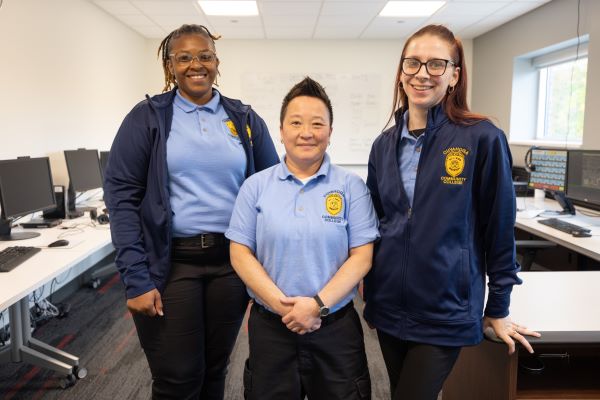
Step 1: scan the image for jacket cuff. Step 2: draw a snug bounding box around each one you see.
[122,266,156,299]
[484,290,512,318]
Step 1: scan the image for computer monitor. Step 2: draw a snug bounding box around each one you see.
[528,149,568,192]
[527,148,575,214]
[64,149,103,193]
[567,150,600,211]
[0,157,56,241]
[99,151,109,176]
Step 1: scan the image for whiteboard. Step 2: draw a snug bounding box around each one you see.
[241,72,382,165]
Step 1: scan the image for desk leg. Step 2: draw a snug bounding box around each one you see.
[0,297,86,381]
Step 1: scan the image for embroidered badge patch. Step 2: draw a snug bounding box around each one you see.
[322,190,345,223]
[326,193,343,216]
[223,119,253,145]
[441,147,469,185]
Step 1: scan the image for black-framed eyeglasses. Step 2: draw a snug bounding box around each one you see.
[169,51,217,66]
[401,58,455,76]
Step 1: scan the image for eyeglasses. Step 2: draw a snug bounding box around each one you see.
[169,51,217,66]
[401,58,455,76]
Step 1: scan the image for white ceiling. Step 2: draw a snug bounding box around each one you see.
[91,0,552,40]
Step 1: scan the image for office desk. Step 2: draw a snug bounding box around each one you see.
[443,271,600,400]
[515,198,600,262]
[0,219,113,385]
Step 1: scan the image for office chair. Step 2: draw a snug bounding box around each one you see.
[516,240,557,271]
[88,252,117,289]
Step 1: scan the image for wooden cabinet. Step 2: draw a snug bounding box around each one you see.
[443,339,600,400]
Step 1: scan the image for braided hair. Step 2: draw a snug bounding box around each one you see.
[157,24,221,92]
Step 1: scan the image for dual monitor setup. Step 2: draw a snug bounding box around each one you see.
[527,148,600,215]
[0,150,109,241]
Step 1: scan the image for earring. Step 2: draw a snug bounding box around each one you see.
[447,86,455,94]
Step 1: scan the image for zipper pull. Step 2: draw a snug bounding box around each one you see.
[408,207,412,219]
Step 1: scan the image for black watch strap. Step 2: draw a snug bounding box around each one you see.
[313,294,330,317]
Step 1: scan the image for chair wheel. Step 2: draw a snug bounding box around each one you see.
[74,366,88,379]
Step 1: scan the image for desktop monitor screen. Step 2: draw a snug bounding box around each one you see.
[64,149,103,192]
[567,150,600,211]
[528,149,568,192]
[99,151,109,176]
[0,157,56,219]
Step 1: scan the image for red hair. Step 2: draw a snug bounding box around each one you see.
[389,24,487,126]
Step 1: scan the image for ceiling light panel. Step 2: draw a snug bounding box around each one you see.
[431,2,507,17]
[198,1,259,16]
[379,1,445,17]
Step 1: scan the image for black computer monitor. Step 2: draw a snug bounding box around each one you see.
[99,151,109,176]
[0,157,56,241]
[64,149,103,192]
[567,150,600,211]
[527,148,575,214]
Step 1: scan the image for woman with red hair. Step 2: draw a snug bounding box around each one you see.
[364,25,540,399]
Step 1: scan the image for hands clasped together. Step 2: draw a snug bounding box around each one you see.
[278,296,322,335]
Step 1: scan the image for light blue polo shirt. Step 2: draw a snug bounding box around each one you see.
[398,113,424,206]
[167,90,247,236]
[226,154,379,312]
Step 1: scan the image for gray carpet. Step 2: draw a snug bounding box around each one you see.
[0,273,402,399]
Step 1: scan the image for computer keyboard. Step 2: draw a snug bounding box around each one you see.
[537,218,591,235]
[0,246,41,272]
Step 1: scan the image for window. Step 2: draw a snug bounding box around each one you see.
[535,53,587,143]
[509,37,589,146]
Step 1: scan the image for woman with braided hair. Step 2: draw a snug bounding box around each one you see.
[104,24,278,399]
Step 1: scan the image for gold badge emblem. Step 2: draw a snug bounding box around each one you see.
[445,151,465,177]
[325,193,343,216]
[441,147,469,185]
[224,120,238,137]
[224,120,253,144]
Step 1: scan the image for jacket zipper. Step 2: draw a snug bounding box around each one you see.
[401,129,429,309]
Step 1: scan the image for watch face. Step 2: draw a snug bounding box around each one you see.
[320,307,330,317]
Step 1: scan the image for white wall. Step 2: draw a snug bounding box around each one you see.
[471,0,600,166]
[0,0,150,185]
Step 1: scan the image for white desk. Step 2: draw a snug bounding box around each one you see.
[516,197,600,262]
[0,219,113,385]
[444,271,600,400]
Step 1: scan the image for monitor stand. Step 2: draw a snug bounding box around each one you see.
[65,184,86,219]
[551,191,576,215]
[0,218,41,241]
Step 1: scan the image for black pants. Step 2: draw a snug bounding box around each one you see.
[376,330,461,400]
[132,245,248,400]
[244,302,371,400]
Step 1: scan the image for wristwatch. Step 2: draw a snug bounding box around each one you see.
[313,294,330,317]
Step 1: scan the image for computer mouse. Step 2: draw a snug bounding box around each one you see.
[571,231,592,238]
[48,239,70,247]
